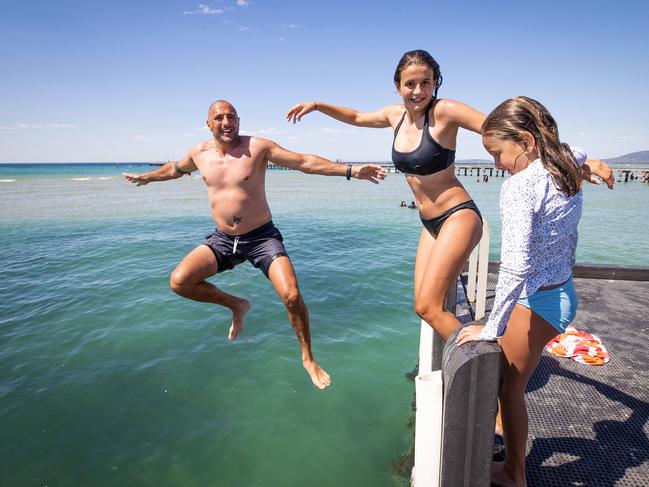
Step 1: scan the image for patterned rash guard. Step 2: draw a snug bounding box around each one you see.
[480,148,586,341]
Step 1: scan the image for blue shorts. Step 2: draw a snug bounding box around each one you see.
[202,220,288,278]
[516,277,578,333]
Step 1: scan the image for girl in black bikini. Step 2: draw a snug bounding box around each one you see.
[287,50,485,341]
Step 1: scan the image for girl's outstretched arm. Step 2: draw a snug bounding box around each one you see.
[286,101,398,128]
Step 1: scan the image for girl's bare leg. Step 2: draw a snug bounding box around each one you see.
[493,304,560,487]
[413,210,482,340]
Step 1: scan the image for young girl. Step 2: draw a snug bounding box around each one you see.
[456,96,590,487]
[287,50,613,345]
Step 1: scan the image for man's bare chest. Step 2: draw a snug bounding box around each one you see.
[197,153,265,188]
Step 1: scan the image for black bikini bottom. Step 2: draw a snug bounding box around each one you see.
[420,200,482,237]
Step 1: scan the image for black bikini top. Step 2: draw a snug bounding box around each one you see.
[391,103,455,175]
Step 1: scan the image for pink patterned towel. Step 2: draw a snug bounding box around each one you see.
[545,325,610,366]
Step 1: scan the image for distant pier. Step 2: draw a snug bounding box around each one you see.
[614,167,649,183]
[270,163,649,182]
[266,163,509,176]
[153,161,648,182]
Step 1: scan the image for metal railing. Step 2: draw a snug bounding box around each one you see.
[465,219,491,320]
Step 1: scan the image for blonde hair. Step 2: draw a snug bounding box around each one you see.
[482,96,581,196]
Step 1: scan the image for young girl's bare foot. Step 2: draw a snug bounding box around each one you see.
[228,299,250,340]
[303,360,332,389]
[491,460,525,487]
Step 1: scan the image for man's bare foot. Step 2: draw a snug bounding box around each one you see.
[303,360,332,390]
[228,299,251,340]
[491,460,525,487]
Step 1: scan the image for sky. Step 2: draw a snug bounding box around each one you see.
[1,0,648,163]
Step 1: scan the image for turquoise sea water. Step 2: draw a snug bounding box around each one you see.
[1,164,647,486]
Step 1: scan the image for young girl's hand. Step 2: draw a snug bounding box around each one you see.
[582,159,615,189]
[456,323,486,346]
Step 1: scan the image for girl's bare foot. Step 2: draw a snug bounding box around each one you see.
[228,299,251,340]
[303,360,332,389]
[491,460,525,487]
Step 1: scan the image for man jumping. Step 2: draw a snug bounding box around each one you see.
[123,100,386,389]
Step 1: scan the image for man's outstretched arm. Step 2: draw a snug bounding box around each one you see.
[265,140,386,184]
[123,154,198,186]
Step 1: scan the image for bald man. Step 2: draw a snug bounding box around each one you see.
[123,100,386,389]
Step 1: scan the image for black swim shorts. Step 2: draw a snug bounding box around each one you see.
[202,220,289,278]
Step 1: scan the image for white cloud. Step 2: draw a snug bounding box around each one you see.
[184,4,226,15]
[317,127,356,134]
[0,123,78,130]
[238,26,250,31]
[607,136,646,140]
[184,127,210,137]
[131,135,166,141]
[53,123,77,128]
[236,0,249,6]
[281,23,299,29]
[258,127,286,135]
[368,130,392,139]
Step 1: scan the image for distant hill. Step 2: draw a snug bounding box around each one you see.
[603,151,649,165]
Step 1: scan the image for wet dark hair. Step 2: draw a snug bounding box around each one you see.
[482,96,581,196]
[393,50,443,99]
